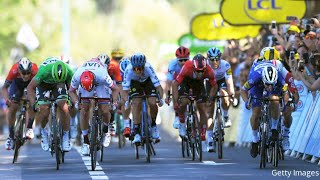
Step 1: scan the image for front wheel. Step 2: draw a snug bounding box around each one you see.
[90,121,97,171]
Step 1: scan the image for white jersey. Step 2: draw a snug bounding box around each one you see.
[71,60,115,90]
[122,62,161,91]
[208,59,232,81]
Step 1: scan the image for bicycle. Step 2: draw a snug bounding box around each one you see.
[79,92,111,171]
[211,94,234,159]
[126,93,159,163]
[46,94,65,170]
[248,91,284,169]
[178,89,202,162]
[12,89,28,164]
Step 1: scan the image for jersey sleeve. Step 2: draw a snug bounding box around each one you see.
[205,67,217,87]
[30,63,39,79]
[175,65,188,85]
[102,69,115,88]
[242,72,259,91]
[66,64,75,86]
[108,63,122,83]
[146,64,161,87]
[166,61,175,81]
[70,69,81,89]
[225,62,232,79]
[122,68,132,91]
[5,64,18,83]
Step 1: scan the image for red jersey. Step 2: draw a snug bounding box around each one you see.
[175,60,217,86]
[107,59,122,83]
[5,62,38,83]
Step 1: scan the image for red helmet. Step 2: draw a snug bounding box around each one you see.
[175,46,190,59]
[80,71,95,92]
[192,54,207,71]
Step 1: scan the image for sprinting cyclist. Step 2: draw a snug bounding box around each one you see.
[27,57,74,152]
[122,52,164,144]
[2,57,38,150]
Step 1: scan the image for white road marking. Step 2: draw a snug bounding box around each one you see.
[74,146,109,180]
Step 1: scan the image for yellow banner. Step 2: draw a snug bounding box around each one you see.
[191,13,261,40]
[220,0,306,25]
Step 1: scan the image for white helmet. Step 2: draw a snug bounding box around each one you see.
[18,57,32,73]
[98,53,110,66]
[262,65,278,85]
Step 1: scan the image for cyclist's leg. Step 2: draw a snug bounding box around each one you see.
[5,80,21,149]
[282,92,292,150]
[249,90,262,158]
[130,80,142,143]
[78,87,91,155]
[269,95,280,139]
[219,80,232,123]
[176,81,189,137]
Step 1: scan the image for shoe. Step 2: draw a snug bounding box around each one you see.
[62,133,72,151]
[108,123,115,136]
[271,129,279,141]
[200,128,206,141]
[173,116,180,129]
[26,128,34,139]
[151,126,160,139]
[224,117,232,128]
[41,133,49,151]
[133,134,141,144]
[102,133,111,147]
[250,142,259,158]
[5,138,13,150]
[282,136,290,151]
[70,125,77,139]
[178,123,186,137]
[207,141,216,153]
[81,143,90,156]
[123,127,131,137]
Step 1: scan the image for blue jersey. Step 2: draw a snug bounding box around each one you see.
[166,58,183,81]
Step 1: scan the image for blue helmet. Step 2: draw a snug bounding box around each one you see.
[119,56,131,73]
[207,47,221,59]
[131,52,146,67]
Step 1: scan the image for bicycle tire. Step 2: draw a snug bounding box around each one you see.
[181,137,185,158]
[260,123,267,169]
[59,119,65,164]
[273,141,279,167]
[135,144,139,159]
[52,116,60,170]
[216,112,223,159]
[99,123,104,162]
[90,119,97,171]
[187,115,195,161]
[13,114,24,163]
[193,114,202,162]
[143,112,151,163]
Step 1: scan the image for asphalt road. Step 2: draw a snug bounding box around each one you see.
[0,130,319,180]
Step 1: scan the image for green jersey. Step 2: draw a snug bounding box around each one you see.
[34,58,74,85]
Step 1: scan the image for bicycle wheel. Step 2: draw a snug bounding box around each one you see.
[13,115,24,163]
[259,123,267,169]
[186,116,195,160]
[90,119,97,171]
[193,114,202,162]
[181,136,186,158]
[52,117,60,170]
[216,113,223,159]
[273,141,279,167]
[99,123,104,162]
[59,119,65,164]
[116,113,125,149]
[143,112,151,163]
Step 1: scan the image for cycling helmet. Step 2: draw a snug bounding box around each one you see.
[175,46,190,59]
[80,70,95,92]
[131,52,146,67]
[259,47,270,57]
[98,53,110,66]
[192,54,207,71]
[207,47,221,59]
[111,48,125,58]
[262,65,278,85]
[262,47,280,61]
[52,61,68,82]
[119,56,131,73]
[18,57,32,73]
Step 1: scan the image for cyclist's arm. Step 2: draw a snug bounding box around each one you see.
[165,80,172,99]
[155,85,164,99]
[240,81,251,102]
[27,78,39,106]
[300,75,320,91]
[209,83,218,100]
[172,80,179,105]
[111,84,120,103]
[1,81,11,101]
[225,73,235,96]
[68,85,78,104]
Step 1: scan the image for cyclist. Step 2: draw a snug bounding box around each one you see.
[258,47,299,151]
[241,64,287,158]
[27,57,74,152]
[122,52,164,144]
[98,53,122,137]
[111,48,125,62]
[172,54,218,141]
[119,57,132,137]
[2,57,38,150]
[69,58,119,155]
[165,46,190,132]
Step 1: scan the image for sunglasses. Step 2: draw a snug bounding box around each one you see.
[195,70,205,73]
[178,58,188,62]
[133,67,144,72]
[209,57,220,62]
[264,83,274,87]
[305,34,316,40]
[21,71,31,75]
